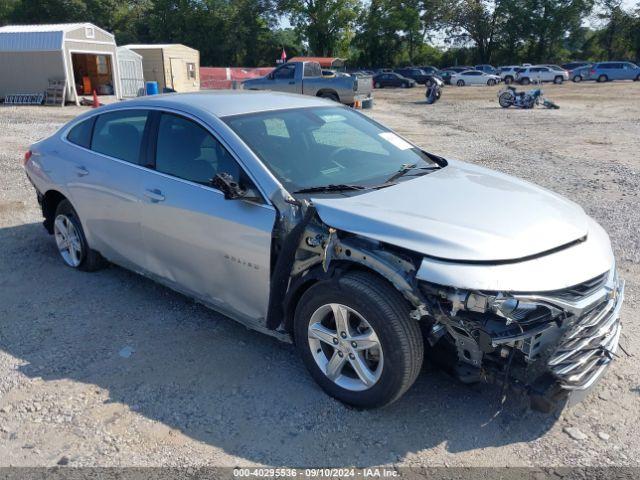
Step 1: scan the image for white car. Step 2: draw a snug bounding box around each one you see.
[516,65,569,85]
[498,66,522,84]
[451,70,501,86]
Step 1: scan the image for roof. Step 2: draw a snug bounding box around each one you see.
[0,23,114,52]
[287,57,345,68]
[125,43,198,52]
[105,90,333,118]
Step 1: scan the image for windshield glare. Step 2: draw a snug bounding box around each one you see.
[223,107,438,192]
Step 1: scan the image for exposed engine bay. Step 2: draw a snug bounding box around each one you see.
[267,197,625,412]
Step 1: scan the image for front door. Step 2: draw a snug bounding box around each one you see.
[139,111,276,323]
[269,63,299,93]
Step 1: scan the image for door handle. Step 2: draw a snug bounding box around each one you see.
[144,189,165,202]
[75,166,89,177]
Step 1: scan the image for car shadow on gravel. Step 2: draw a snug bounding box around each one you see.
[0,222,557,465]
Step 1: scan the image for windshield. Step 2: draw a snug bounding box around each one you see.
[223,107,440,193]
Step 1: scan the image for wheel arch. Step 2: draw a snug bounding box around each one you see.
[42,190,69,234]
[283,261,416,338]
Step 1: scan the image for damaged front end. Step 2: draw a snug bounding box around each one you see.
[266,195,624,412]
[419,269,624,411]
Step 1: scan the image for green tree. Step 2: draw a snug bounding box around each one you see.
[281,0,360,56]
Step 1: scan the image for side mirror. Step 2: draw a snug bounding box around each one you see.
[212,172,260,202]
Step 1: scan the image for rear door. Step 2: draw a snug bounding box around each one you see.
[64,109,151,270]
[138,110,276,322]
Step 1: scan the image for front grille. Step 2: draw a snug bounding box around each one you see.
[547,272,609,300]
[547,278,624,390]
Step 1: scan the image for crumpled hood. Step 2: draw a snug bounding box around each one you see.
[312,160,589,262]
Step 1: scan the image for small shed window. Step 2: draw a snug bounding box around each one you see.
[187,63,196,79]
[85,27,95,39]
[96,55,108,75]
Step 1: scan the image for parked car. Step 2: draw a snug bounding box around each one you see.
[475,64,498,74]
[451,69,501,86]
[243,61,373,106]
[24,91,624,411]
[393,68,433,85]
[570,65,593,82]
[516,65,569,84]
[561,61,591,71]
[417,66,440,75]
[497,66,523,84]
[373,72,416,88]
[438,69,457,85]
[590,61,640,82]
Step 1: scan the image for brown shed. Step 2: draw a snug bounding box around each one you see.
[124,44,200,92]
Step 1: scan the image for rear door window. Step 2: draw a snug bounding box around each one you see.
[67,117,96,149]
[91,110,149,164]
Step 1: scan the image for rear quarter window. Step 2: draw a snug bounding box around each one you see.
[66,117,95,149]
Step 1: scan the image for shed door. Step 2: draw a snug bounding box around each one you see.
[169,57,186,91]
[120,58,145,97]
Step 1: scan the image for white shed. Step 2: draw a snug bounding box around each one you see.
[117,46,145,98]
[0,23,121,104]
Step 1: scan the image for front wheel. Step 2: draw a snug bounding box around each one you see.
[294,272,424,409]
[554,76,563,84]
[456,80,465,86]
[520,77,530,85]
[598,74,608,83]
[487,79,496,86]
[504,76,513,84]
[635,74,640,81]
[374,82,381,88]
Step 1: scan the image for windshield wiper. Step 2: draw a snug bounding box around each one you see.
[293,184,368,194]
[384,164,439,184]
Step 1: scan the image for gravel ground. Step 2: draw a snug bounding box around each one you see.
[0,82,638,467]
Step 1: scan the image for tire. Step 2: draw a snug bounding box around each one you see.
[53,200,106,272]
[520,77,530,85]
[498,92,514,108]
[320,92,339,102]
[294,271,424,409]
[374,82,381,88]
[572,75,582,83]
[504,76,513,84]
[553,76,563,84]
[635,74,640,81]
[456,80,465,86]
[598,74,608,83]
[487,79,495,86]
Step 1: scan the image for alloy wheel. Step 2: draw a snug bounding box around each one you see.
[307,303,384,391]
[54,214,83,267]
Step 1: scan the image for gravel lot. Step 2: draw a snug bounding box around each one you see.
[0,82,638,467]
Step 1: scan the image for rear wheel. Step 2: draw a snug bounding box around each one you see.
[498,92,514,108]
[504,76,513,84]
[374,82,381,88]
[294,272,424,408]
[520,77,531,85]
[53,200,106,271]
[456,80,465,87]
[320,92,339,102]
[598,74,608,83]
[572,75,582,83]
[635,74,640,81]
[487,79,496,86]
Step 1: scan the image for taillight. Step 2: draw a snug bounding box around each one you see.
[23,150,32,166]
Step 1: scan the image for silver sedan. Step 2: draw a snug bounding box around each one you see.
[24,91,623,410]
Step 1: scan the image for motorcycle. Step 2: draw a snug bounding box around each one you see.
[425,76,444,104]
[498,86,559,109]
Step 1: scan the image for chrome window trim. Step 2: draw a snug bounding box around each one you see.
[59,105,275,208]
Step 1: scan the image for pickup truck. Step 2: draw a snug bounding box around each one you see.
[242,61,373,107]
